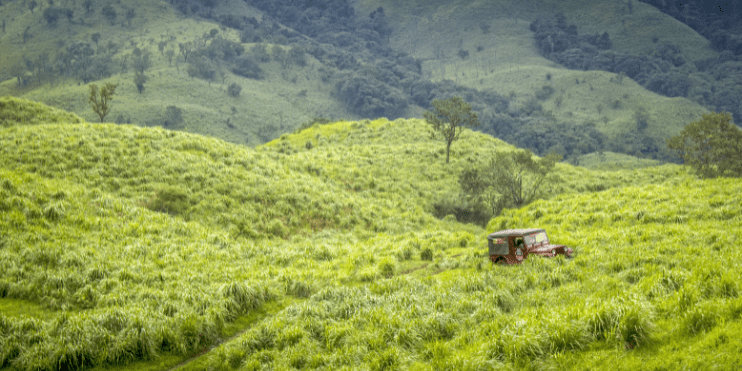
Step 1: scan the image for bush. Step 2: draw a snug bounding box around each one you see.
[164,106,183,127]
[227,82,242,97]
[187,57,216,80]
[431,197,491,226]
[101,5,117,24]
[421,247,433,261]
[43,7,72,25]
[667,112,742,178]
[232,55,264,79]
[250,43,271,63]
[288,45,307,66]
[378,258,395,278]
[133,73,148,94]
[147,185,189,216]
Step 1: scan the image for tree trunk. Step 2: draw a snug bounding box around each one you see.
[446,141,452,164]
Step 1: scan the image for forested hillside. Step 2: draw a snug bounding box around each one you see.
[2,0,736,164]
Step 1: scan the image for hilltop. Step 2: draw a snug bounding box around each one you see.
[2,98,741,370]
[0,0,726,162]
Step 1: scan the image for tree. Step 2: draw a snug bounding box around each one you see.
[133,72,147,94]
[163,106,183,127]
[88,83,118,122]
[91,32,101,53]
[667,112,742,178]
[43,7,61,24]
[424,97,480,164]
[166,50,175,65]
[28,0,38,14]
[132,50,152,74]
[460,149,561,215]
[101,5,116,24]
[82,0,92,12]
[288,45,306,66]
[232,55,263,79]
[124,8,135,27]
[227,82,242,97]
[634,107,649,132]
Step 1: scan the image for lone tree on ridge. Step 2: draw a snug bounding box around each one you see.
[424,96,480,164]
[88,83,118,122]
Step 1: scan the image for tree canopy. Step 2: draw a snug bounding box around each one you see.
[460,149,561,215]
[424,97,480,164]
[666,112,742,178]
[88,83,117,122]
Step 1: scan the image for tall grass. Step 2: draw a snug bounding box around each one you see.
[2,99,741,370]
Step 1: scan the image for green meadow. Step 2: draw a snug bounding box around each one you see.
[1,97,741,370]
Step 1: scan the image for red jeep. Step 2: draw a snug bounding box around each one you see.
[487,228,574,265]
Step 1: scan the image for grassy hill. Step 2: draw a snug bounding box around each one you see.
[0,0,352,146]
[359,0,715,143]
[1,0,716,156]
[2,98,741,370]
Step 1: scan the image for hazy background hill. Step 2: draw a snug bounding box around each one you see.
[1,0,740,162]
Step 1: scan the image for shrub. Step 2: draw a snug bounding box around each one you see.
[667,112,742,178]
[187,57,216,80]
[288,45,306,66]
[227,82,242,97]
[163,106,183,127]
[232,55,264,79]
[133,73,148,94]
[378,257,395,278]
[421,247,433,261]
[101,5,117,24]
[147,185,189,216]
[43,7,72,25]
[266,219,288,238]
[535,85,554,100]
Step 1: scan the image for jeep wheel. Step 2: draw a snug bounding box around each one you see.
[495,257,507,265]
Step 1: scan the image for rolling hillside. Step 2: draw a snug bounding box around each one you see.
[1,98,741,370]
[359,0,715,146]
[0,0,718,159]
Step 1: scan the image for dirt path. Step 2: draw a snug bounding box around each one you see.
[164,300,292,371]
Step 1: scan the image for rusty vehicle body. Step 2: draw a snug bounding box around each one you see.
[487,228,574,265]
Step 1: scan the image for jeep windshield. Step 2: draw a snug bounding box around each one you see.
[525,231,549,245]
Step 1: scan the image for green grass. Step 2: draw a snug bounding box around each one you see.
[0,0,353,146]
[2,98,741,370]
[360,0,713,144]
[1,0,716,154]
[577,151,662,170]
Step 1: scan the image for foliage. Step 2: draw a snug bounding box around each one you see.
[334,70,409,119]
[42,7,72,25]
[227,82,242,97]
[132,49,152,74]
[461,150,561,215]
[232,55,263,80]
[424,97,480,164]
[133,73,148,94]
[532,13,742,124]
[667,112,742,178]
[88,83,118,123]
[2,100,742,370]
[101,4,117,24]
[187,56,216,80]
[163,105,184,127]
